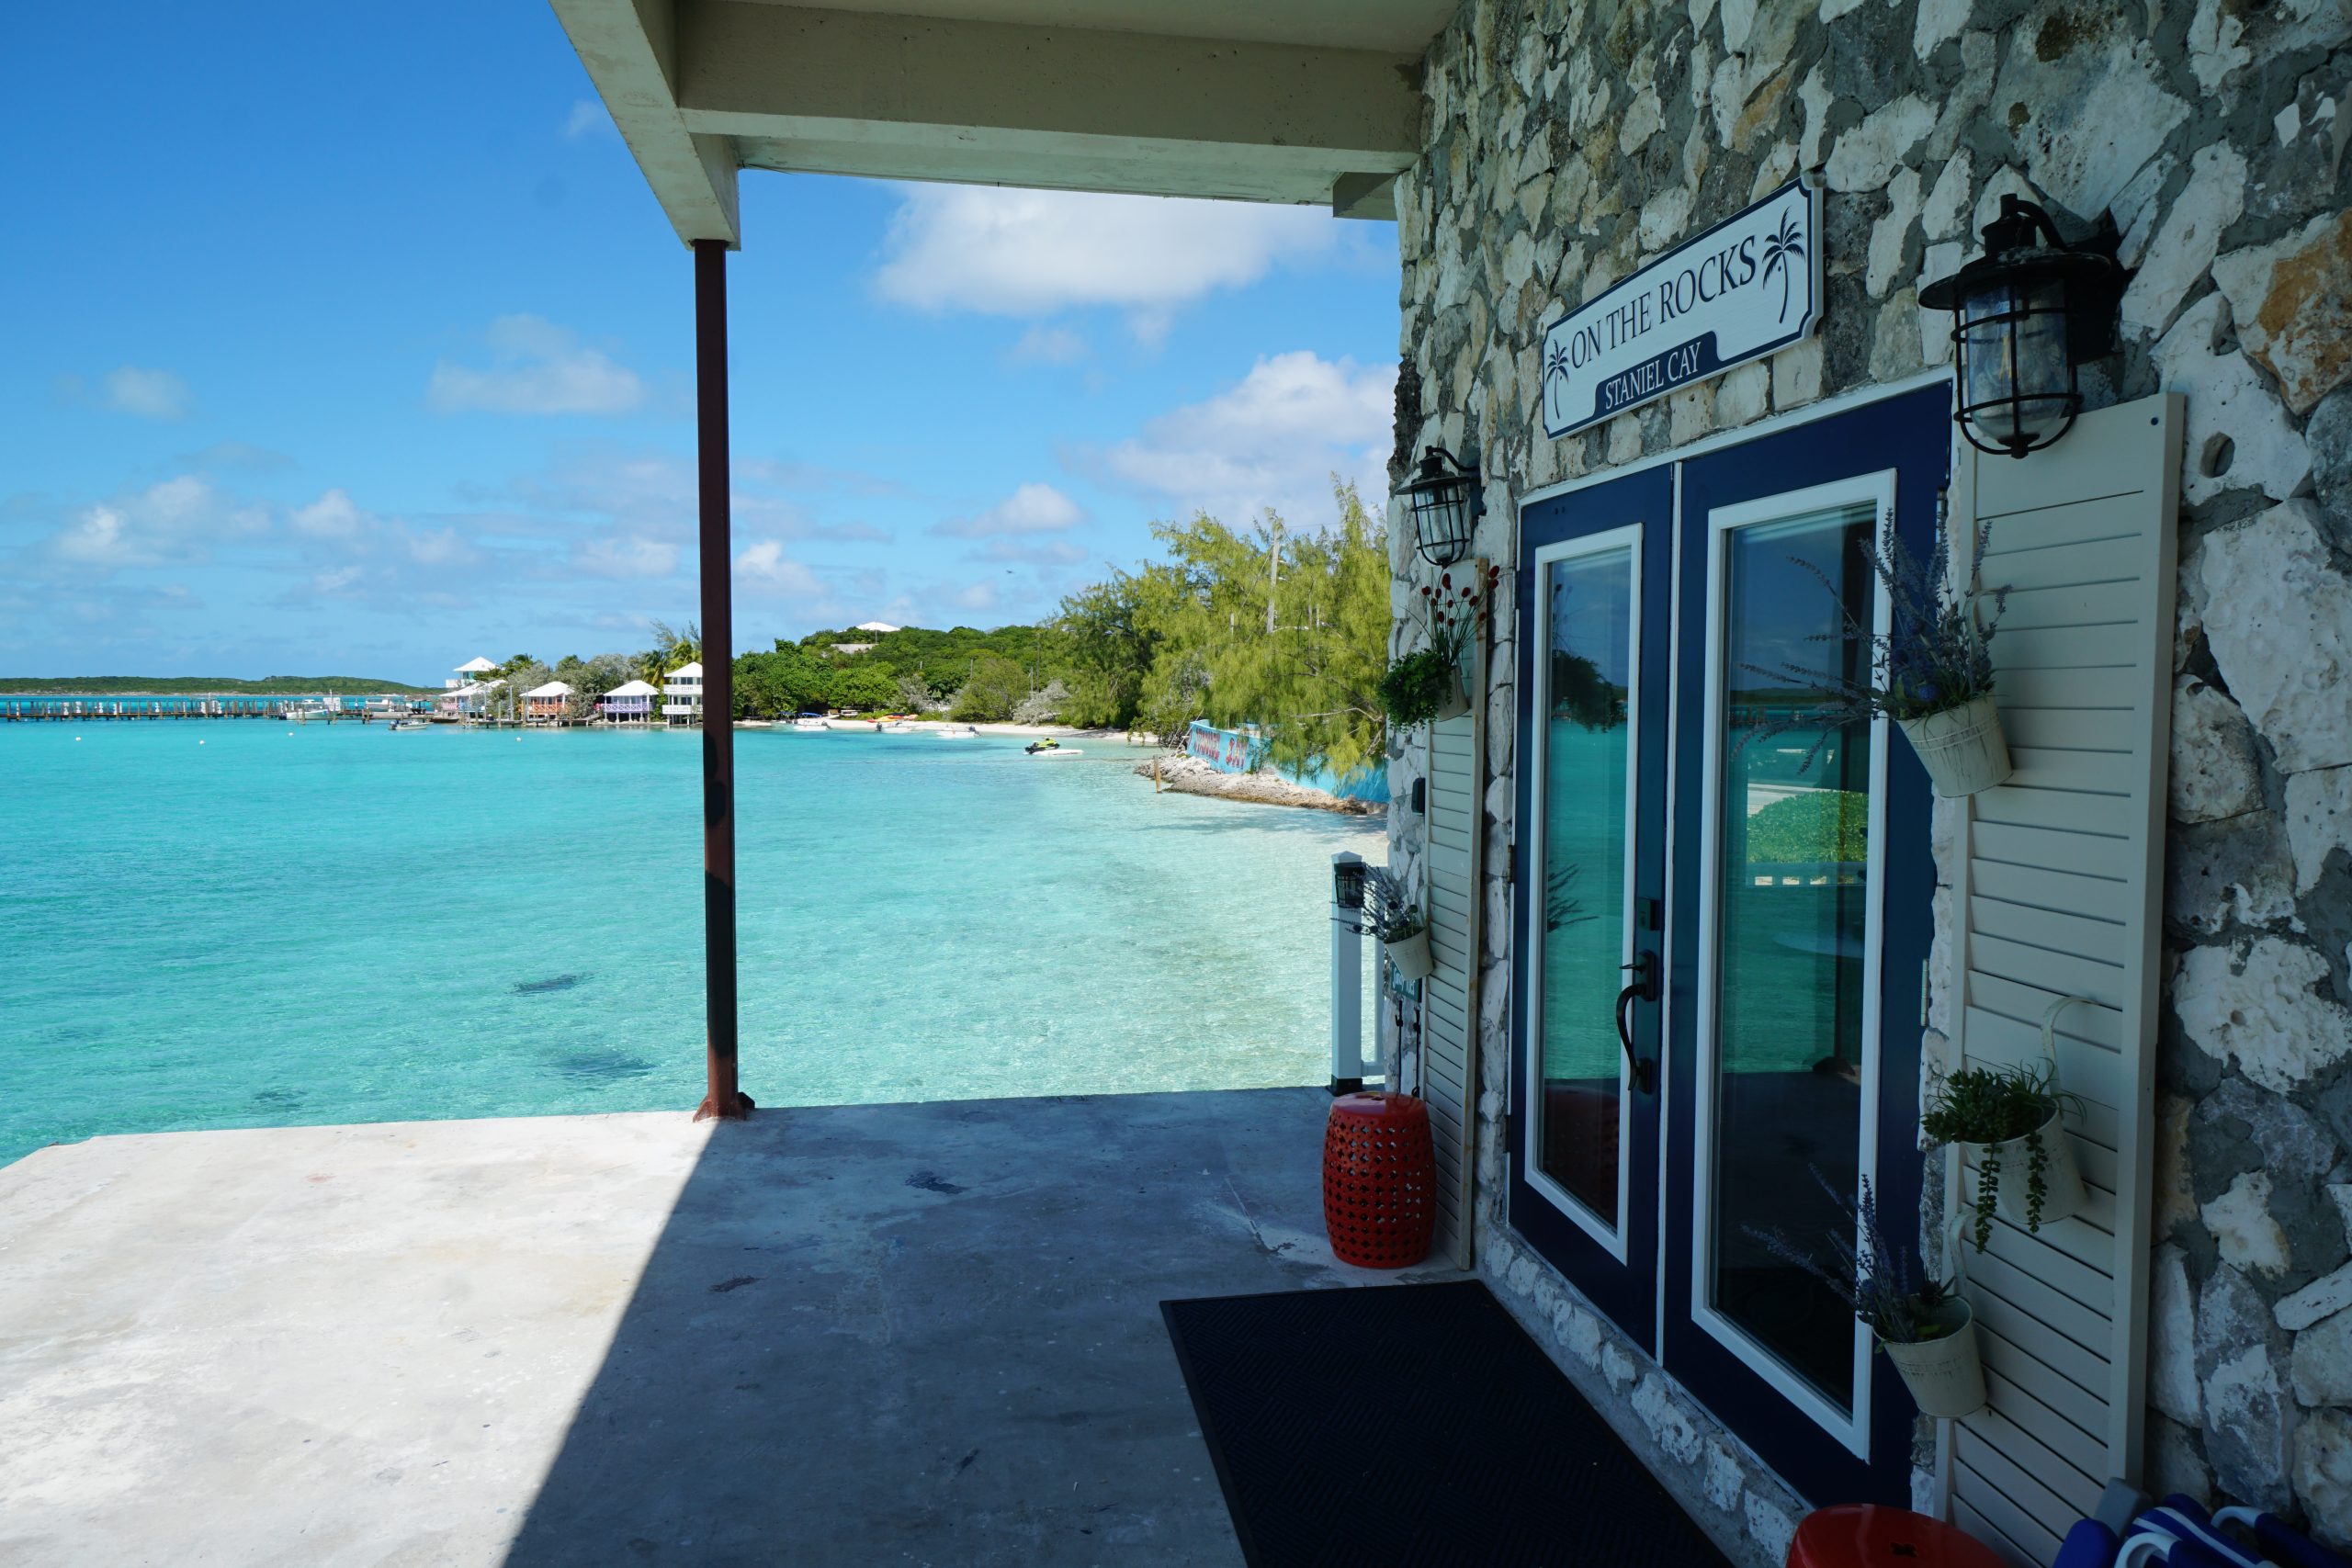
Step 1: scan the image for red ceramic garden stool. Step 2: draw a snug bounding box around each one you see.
[1322,1092,1436,1269]
[1788,1506,2007,1568]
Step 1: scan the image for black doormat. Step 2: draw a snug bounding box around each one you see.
[1160,1281,1733,1568]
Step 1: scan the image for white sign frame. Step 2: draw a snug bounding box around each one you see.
[1539,179,1822,439]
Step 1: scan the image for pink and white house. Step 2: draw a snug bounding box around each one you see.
[523,682,572,725]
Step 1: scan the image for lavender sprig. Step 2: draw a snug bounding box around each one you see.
[1737,497,2009,770]
[1744,1170,1957,1346]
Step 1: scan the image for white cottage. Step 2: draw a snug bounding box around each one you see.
[662,661,703,727]
[599,679,657,726]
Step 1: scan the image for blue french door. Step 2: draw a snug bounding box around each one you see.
[1510,467,1672,1351]
[1662,387,1944,1502]
[1514,385,1946,1505]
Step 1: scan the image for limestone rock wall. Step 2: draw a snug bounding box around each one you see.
[1383,0,2352,1552]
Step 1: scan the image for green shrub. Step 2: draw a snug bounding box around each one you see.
[1379,648,1460,729]
[1744,789,1869,864]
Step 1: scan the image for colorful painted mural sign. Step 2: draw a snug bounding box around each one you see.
[1538,179,1820,438]
[1186,721,1265,773]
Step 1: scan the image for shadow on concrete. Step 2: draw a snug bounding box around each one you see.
[501,1088,1404,1568]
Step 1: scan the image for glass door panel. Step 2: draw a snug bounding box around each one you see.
[1701,495,1883,1421]
[1512,465,1669,1350]
[1532,533,1640,1238]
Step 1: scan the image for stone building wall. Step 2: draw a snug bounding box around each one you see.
[1381,0,2352,1558]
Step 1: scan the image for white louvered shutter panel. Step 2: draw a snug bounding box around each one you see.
[1939,393,2184,1564]
[1421,599,1488,1270]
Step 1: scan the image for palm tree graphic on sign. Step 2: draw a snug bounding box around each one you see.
[1762,210,1804,323]
[1543,337,1574,423]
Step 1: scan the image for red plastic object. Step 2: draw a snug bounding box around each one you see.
[1322,1092,1436,1269]
[1788,1506,2008,1568]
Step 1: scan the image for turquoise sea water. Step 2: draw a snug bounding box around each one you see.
[0,721,1381,1166]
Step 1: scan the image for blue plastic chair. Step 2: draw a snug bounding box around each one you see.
[2115,1499,2263,1568]
[2211,1506,2352,1568]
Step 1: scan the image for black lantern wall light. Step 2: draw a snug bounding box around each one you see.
[1333,854,1368,914]
[1919,195,2128,459]
[1402,445,1483,564]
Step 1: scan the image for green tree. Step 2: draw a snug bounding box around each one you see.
[894,671,941,713]
[1079,482,1389,777]
[949,654,1028,722]
[731,644,833,717]
[832,664,900,712]
[1056,573,1159,728]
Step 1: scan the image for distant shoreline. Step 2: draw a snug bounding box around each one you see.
[1,676,435,697]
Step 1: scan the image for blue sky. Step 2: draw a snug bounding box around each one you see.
[0,4,1400,684]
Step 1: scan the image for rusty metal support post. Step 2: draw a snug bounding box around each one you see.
[692,237,750,1122]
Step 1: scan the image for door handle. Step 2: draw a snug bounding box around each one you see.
[1615,952,1658,1096]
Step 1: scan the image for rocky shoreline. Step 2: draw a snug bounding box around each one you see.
[1131,751,1383,816]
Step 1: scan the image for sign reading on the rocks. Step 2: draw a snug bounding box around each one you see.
[1540,179,1821,438]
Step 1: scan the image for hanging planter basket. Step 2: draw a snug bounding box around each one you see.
[1964,1105,2087,1232]
[1385,928,1435,981]
[1882,1298,1987,1419]
[1430,659,1472,722]
[1961,998,2092,1236]
[1895,694,2013,796]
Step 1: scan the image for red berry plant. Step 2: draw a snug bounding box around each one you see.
[1379,564,1502,729]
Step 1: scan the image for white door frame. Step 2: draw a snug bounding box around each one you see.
[1521,522,1645,1261]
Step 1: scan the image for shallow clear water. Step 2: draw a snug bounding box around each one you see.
[0,721,1381,1165]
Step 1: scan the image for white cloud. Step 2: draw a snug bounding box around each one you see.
[53,505,143,566]
[292,489,370,540]
[400,525,478,568]
[1096,351,1395,525]
[931,482,1083,538]
[874,186,1339,326]
[734,539,824,597]
[46,475,265,570]
[505,447,823,542]
[427,315,646,416]
[562,100,610,140]
[575,536,680,579]
[103,367,191,420]
[1008,325,1089,367]
[952,580,1002,612]
[312,565,364,594]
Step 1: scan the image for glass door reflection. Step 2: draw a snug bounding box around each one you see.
[1531,528,1642,1244]
[1697,488,1888,1429]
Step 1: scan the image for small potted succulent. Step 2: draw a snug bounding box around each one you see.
[1922,1058,2086,1252]
[1380,564,1501,729]
[1361,865,1434,982]
[1751,1174,1985,1419]
[1746,503,2013,797]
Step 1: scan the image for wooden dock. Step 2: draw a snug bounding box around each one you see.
[3,698,414,722]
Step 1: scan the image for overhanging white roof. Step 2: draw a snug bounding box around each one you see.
[456,656,499,674]
[604,680,661,697]
[666,661,705,678]
[548,0,1450,246]
[525,682,575,698]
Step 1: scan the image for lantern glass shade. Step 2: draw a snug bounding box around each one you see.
[1957,274,2076,455]
[1405,446,1479,566]
[1333,858,1367,910]
[1920,196,2123,459]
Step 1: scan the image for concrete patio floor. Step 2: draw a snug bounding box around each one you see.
[0,1089,1449,1566]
